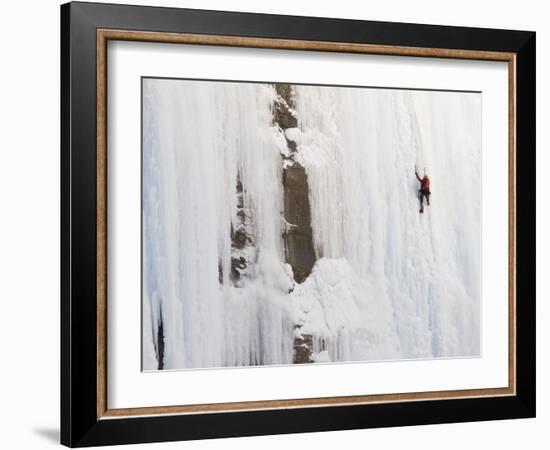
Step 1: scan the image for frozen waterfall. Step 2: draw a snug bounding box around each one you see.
[142,78,481,370]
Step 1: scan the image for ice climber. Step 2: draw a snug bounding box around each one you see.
[415,169,431,214]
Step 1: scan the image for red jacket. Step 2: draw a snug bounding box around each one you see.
[416,173,430,191]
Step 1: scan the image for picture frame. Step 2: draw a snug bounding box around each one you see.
[60,1,535,447]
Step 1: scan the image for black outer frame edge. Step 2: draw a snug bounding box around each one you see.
[63,2,100,446]
[67,1,534,51]
[77,397,532,447]
[60,1,536,447]
[514,33,536,416]
[60,2,71,447]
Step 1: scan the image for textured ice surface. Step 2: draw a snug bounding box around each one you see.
[142,79,481,370]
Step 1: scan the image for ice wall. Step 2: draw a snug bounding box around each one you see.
[142,79,481,370]
[143,80,295,369]
[292,86,481,360]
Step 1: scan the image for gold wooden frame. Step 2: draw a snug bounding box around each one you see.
[96,29,516,420]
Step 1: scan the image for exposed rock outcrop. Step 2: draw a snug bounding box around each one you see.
[273,83,317,363]
[229,173,255,287]
[293,332,313,364]
[273,84,316,284]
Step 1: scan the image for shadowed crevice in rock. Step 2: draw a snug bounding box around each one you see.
[154,304,165,370]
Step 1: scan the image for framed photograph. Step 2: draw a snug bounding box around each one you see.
[60,1,535,447]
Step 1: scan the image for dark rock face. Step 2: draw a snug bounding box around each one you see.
[229,173,254,287]
[230,255,247,283]
[231,226,247,249]
[273,83,317,364]
[283,163,316,283]
[274,83,316,284]
[293,333,313,364]
[273,84,298,130]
